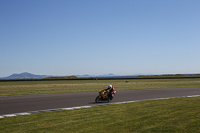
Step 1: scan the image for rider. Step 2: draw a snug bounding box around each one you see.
[105,85,115,100]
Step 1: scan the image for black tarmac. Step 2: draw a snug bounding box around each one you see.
[0,87,200,115]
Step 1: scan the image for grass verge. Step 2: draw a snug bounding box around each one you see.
[0,78,200,96]
[1,96,200,132]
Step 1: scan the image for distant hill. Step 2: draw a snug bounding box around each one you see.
[43,76,78,79]
[74,73,117,78]
[1,72,51,79]
[75,73,140,78]
[1,72,139,79]
[1,72,200,80]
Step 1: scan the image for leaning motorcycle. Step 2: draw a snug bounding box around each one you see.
[95,89,116,103]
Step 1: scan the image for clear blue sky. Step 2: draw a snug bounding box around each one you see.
[1,0,200,77]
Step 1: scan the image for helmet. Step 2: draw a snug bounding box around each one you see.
[108,85,112,89]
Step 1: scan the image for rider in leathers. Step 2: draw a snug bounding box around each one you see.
[105,85,115,100]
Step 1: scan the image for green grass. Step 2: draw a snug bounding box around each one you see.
[1,78,200,96]
[1,96,200,132]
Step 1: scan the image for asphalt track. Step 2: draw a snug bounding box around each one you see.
[1,87,200,116]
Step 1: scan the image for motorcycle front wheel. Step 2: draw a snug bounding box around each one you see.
[95,96,101,103]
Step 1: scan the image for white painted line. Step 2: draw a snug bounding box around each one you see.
[15,112,31,116]
[3,114,17,117]
[0,95,200,119]
[72,107,82,109]
[187,95,200,97]
[62,108,75,110]
[80,106,92,108]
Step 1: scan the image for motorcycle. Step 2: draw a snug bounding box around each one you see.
[95,89,116,103]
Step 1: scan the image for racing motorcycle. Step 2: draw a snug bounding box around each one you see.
[95,89,116,103]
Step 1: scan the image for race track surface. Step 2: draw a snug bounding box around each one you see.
[1,87,200,115]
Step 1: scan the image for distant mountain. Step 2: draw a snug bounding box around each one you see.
[1,72,146,79]
[75,73,139,78]
[74,74,95,78]
[1,72,51,79]
[1,72,199,79]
